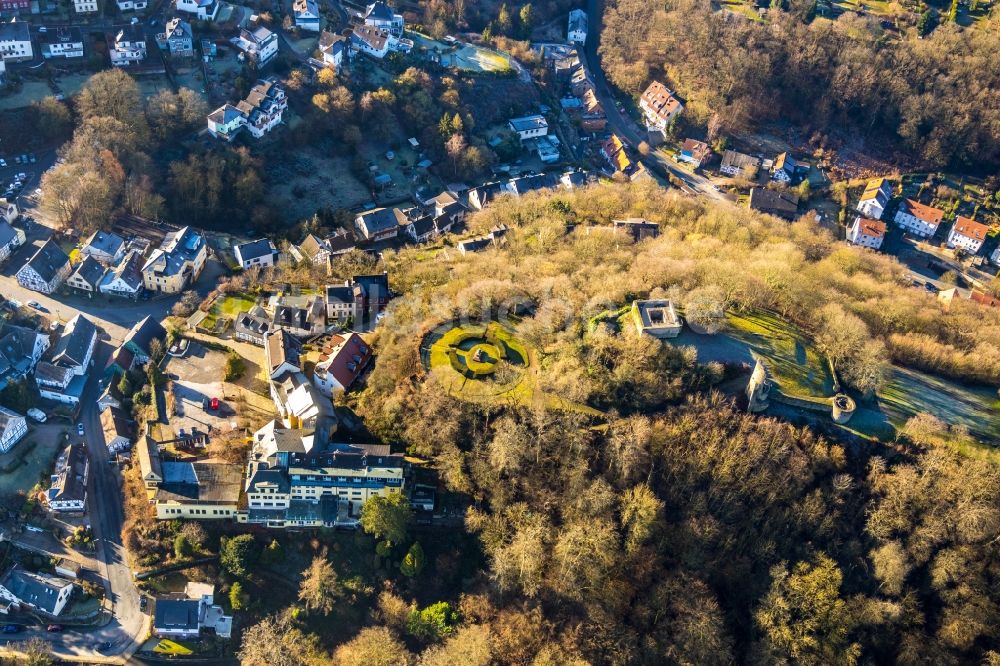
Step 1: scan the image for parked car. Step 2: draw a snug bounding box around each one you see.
[210,397,220,410]
[26,408,46,423]
[26,300,41,310]
[46,625,62,632]
[2,625,20,634]
[139,596,148,612]
[0,159,6,167]
[37,26,47,32]
[77,423,84,436]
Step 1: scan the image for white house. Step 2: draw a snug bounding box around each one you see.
[318,31,346,71]
[355,207,405,241]
[35,362,85,405]
[16,239,72,294]
[66,256,107,294]
[231,27,278,66]
[175,0,219,20]
[50,314,97,376]
[207,80,286,140]
[0,406,27,454]
[0,567,73,617]
[109,26,148,66]
[0,219,25,265]
[0,21,33,63]
[350,24,392,59]
[311,332,371,397]
[856,177,892,220]
[294,0,320,32]
[46,443,89,512]
[74,0,98,12]
[40,28,85,59]
[846,216,886,250]
[639,81,683,133]
[116,0,149,11]
[156,17,195,57]
[99,249,145,299]
[947,216,989,254]
[508,114,548,141]
[0,325,50,378]
[101,406,134,453]
[567,9,587,43]
[0,198,17,224]
[234,239,278,270]
[81,230,126,265]
[991,246,1000,266]
[363,1,404,36]
[894,199,944,238]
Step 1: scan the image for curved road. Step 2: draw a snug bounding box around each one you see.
[582,0,728,201]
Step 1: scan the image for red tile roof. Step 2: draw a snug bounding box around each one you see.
[640,81,682,122]
[900,199,944,225]
[857,218,886,238]
[952,216,989,241]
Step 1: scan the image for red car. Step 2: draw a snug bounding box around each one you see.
[210,397,219,410]
[46,624,63,632]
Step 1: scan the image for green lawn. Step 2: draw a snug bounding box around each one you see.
[0,434,67,497]
[202,293,257,331]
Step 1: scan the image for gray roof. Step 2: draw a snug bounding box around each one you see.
[51,314,97,369]
[1,567,72,615]
[357,207,405,235]
[154,598,200,632]
[153,462,243,503]
[0,325,42,375]
[0,21,30,42]
[234,310,270,339]
[749,187,800,219]
[48,442,88,505]
[325,284,353,304]
[124,316,166,356]
[246,465,291,493]
[83,230,125,257]
[509,115,548,133]
[0,406,25,441]
[23,239,70,284]
[365,1,394,21]
[103,249,144,291]
[0,221,18,249]
[235,239,276,263]
[508,173,559,196]
[70,256,106,289]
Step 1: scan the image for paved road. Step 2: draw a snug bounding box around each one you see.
[581,0,728,202]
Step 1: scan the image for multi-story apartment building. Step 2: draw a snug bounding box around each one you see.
[141,226,207,293]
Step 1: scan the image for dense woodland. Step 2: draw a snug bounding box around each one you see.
[599,0,1000,170]
[233,182,1000,664]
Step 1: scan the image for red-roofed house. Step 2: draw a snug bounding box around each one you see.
[639,81,683,133]
[678,139,712,168]
[311,333,372,397]
[846,216,886,250]
[893,199,944,238]
[946,216,989,254]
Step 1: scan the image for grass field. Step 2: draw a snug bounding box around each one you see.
[266,148,373,223]
[406,32,512,73]
[201,292,257,331]
[0,430,67,497]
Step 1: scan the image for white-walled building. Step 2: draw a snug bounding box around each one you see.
[846,216,886,250]
[41,28,85,59]
[0,567,73,617]
[0,21,33,63]
[508,114,548,141]
[856,177,892,220]
[567,9,587,43]
[639,81,683,132]
[947,216,989,254]
[74,0,99,12]
[109,26,148,66]
[311,332,371,397]
[46,443,89,512]
[207,79,287,140]
[294,0,320,31]
[234,239,278,269]
[230,27,278,66]
[0,406,27,454]
[16,239,71,294]
[318,30,345,71]
[363,1,404,36]
[893,199,944,238]
[175,0,220,20]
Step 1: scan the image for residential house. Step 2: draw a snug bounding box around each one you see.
[50,314,97,376]
[116,0,148,10]
[355,207,405,241]
[509,115,548,141]
[230,27,278,66]
[156,18,194,57]
[894,199,944,238]
[610,218,659,241]
[0,21,33,63]
[352,273,391,319]
[639,81,683,133]
[771,152,808,183]
[846,216,886,250]
[720,150,761,178]
[468,182,506,211]
[109,25,148,67]
[0,567,73,617]
[142,226,207,293]
[318,30,346,71]
[632,299,683,338]
[947,216,989,254]
[99,249,144,299]
[233,307,270,346]
[153,585,231,638]
[0,198,17,224]
[40,28,85,59]
[97,379,123,413]
[151,459,244,520]
[100,406,133,453]
[104,345,135,379]
[66,256,107,294]
[350,24,391,58]
[600,134,646,181]
[81,230,126,265]
[16,239,71,294]
[578,87,606,131]
[748,187,799,220]
[234,239,278,270]
[324,283,357,322]
[290,230,355,266]
[271,297,326,337]
[175,0,219,20]
[137,435,162,488]
[121,315,167,364]
[36,361,85,405]
[567,8,587,43]
[457,225,508,254]
[74,0,98,13]
[294,0,320,31]
[311,332,371,397]
[678,138,712,168]
[265,330,302,381]
[0,407,27,453]
[971,290,1000,308]
[856,177,893,220]
[363,1,404,36]
[0,219,25,265]
[46,443,89,512]
[207,79,286,140]
[0,324,49,382]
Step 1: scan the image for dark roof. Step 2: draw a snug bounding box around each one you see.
[153,462,243,503]
[234,310,270,339]
[0,221,18,249]
[325,284,354,304]
[409,214,435,238]
[365,1,394,21]
[1,567,71,615]
[0,325,42,375]
[125,316,166,356]
[357,207,405,235]
[51,314,96,368]
[352,273,389,300]
[246,465,291,494]
[508,173,559,196]
[83,230,125,257]
[749,188,800,219]
[23,239,70,284]
[154,599,200,632]
[0,22,30,42]
[48,442,88,505]
[70,256,106,289]
[273,304,310,331]
[235,239,276,263]
[100,406,134,442]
